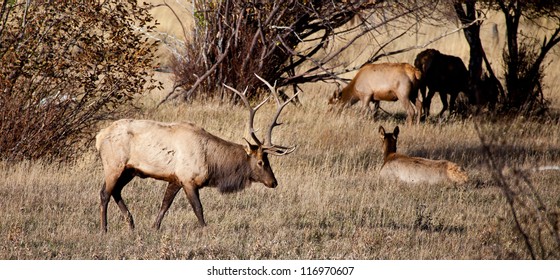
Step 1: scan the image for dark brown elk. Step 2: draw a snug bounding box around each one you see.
[329,63,422,125]
[414,49,469,118]
[95,75,299,232]
[379,126,468,184]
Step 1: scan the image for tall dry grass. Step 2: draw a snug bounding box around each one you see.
[1,74,559,259]
[1,6,559,259]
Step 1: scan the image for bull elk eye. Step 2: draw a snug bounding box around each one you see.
[257,160,264,167]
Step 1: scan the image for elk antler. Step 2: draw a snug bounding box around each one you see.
[223,84,269,146]
[254,74,300,156]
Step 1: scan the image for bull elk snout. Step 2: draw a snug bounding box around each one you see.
[264,178,278,189]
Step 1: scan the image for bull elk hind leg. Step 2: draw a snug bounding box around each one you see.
[100,168,135,232]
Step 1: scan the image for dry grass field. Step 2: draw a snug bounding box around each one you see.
[1,5,559,260]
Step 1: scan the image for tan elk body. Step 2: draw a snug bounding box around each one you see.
[329,63,422,125]
[95,75,298,232]
[378,126,468,184]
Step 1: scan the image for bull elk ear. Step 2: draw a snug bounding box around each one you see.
[243,138,259,155]
[393,126,399,138]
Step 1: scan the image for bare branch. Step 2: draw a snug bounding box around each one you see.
[165,0,451,102]
[158,36,232,106]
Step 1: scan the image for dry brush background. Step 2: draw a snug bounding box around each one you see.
[0,3,559,259]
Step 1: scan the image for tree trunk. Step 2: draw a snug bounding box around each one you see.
[454,0,483,106]
[498,0,523,109]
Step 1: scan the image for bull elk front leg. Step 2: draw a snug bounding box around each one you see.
[183,183,206,226]
[152,182,206,229]
[153,182,182,230]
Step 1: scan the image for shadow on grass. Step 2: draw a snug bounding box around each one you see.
[409,145,560,169]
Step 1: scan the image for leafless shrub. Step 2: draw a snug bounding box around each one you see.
[0,0,160,161]
[488,0,560,116]
[158,0,438,103]
[501,39,549,116]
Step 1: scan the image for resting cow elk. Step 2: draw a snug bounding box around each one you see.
[329,63,422,125]
[414,49,469,118]
[95,75,299,232]
[378,126,468,184]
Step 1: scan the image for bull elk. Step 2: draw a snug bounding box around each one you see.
[329,63,422,125]
[95,74,299,232]
[378,126,468,184]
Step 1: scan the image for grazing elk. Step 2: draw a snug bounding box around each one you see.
[414,49,469,118]
[378,126,468,184]
[95,75,299,232]
[329,63,422,125]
